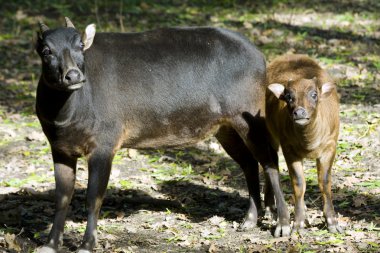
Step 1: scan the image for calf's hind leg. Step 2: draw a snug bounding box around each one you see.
[215,126,261,230]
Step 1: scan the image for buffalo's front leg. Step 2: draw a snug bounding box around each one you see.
[38,151,77,253]
[78,150,114,252]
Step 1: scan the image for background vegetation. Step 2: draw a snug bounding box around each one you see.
[0,0,379,252]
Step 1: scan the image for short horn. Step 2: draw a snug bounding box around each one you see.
[39,21,49,33]
[287,79,293,85]
[65,17,75,28]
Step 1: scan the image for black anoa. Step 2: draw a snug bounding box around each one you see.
[35,17,289,253]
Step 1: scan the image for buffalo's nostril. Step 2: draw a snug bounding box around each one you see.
[65,70,81,84]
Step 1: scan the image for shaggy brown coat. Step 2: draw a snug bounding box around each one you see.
[265,54,342,234]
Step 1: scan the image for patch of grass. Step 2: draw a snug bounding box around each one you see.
[65,223,86,233]
[0,172,53,187]
[316,237,344,245]
[202,171,223,181]
[166,235,183,243]
[149,161,195,183]
[203,227,226,240]
[336,140,363,156]
[318,56,345,66]
[119,179,134,190]
[0,227,19,234]
[336,13,355,23]
[180,223,193,229]
[98,223,124,234]
[358,180,380,189]
[337,199,351,208]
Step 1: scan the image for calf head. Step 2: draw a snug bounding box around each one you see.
[36,17,96,91]
[268,77,335,126]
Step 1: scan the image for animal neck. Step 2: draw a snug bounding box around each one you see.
[36,80,89,127]
[291,115,321,150]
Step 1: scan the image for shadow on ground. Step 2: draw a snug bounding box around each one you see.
[1,168,379,251]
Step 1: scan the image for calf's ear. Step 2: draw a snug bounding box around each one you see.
[321,82,335,99]
[82,24,96,51]
[268,83,285,99]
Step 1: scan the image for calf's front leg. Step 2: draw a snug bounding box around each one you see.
[78,149,114,253]
[317,150,343,233]
[283,154,307,235]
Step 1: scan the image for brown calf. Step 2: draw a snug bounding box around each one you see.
[265,54,342,234]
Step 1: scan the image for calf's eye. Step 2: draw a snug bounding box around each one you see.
[285,93,293,103]
[311,91,318,100]
[79,42,85,50]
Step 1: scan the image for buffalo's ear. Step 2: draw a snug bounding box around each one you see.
[268,83,285,99]
[39,21,49,34]
[65,17,75,28]
[35,31,43,51]
[321,82,335,99]
[82,24,96,51]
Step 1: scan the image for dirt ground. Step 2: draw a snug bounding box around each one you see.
[0,1,379,252]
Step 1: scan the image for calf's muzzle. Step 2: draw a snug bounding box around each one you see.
[293,107,309,125]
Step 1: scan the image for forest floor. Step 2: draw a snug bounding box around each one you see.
[0,1,379,252]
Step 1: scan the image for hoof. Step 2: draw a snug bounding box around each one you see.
[291,221,307,236]
[263,206,276,221]
[274,223,291,237]
[327,217,344,234]
[328,223,344,234]
[291,227,307,236]
[237,219,257,231]
[77,249,92,253]
[36,246,57,253]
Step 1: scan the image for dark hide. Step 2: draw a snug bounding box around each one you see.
[35,19,289,252]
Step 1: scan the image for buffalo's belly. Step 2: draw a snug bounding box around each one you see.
[121,115,227,149]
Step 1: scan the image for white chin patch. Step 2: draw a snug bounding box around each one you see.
[294,119,309,126]
[67,83,84,90]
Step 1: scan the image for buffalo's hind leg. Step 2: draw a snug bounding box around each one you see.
[231,112,290,237]
[215,126,261,230]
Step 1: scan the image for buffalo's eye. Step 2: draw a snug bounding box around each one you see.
[79,42,85,50]
[42,46,51,56]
